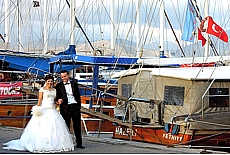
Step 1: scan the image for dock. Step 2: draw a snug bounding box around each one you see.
[0,126,227,154]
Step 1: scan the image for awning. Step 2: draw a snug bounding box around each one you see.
[0,53,50,75]
[49,54,139,67]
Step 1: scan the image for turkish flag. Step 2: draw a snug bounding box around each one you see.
[197,27,206,46]
[206,16,228,42]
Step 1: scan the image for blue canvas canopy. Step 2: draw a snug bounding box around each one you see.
[49,54,139,67]
[50,44,139,66]
[0,51,50,75]
[0,50,78,75]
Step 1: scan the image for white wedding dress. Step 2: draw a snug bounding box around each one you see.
[3,87,74,153]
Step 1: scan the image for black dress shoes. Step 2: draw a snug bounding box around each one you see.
[76,145,85,149]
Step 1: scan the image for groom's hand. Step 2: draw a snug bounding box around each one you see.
[57,99,63,105]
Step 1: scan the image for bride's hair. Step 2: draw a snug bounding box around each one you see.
[44,74,54,81]
[43,74,54,87]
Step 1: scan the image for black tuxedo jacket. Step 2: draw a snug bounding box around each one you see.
[55,79,81,113]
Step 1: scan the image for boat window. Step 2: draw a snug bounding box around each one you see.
[209,88,229,107]
[122,84,132,98]
[163,86,185,106]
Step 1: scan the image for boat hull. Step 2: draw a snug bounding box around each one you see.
[113,125,191,146]
[81,96,116,134]
[0,104,34,128]
[81,119,115,133]
[191,130,230,147]
[112,125,230,147]
[0,95,117,134]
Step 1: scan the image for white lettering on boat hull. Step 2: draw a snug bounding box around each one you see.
[115,127,137,137]
[162,133,183,142]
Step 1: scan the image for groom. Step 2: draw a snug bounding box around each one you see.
[55,70,85,149]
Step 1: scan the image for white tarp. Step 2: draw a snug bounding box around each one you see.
[114,67,230,129]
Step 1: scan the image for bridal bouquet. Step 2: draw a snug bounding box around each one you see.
[31,105,43,117]
[55,101,60,112]
[56,105,60,112]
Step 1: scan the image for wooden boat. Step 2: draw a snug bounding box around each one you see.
[0,71,43,128]
[75,66,118,135]
[0,0,118,134]
[80,94,117,135]
[2,1,230,148]
[111,66,230,147]
[0,68,117,136]
[0,100,36,128]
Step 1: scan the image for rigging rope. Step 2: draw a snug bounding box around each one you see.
[190,0,219,56]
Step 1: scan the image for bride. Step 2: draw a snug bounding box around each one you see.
[3,75,74,153]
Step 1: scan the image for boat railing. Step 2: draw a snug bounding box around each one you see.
[0,98,37,104]
[27,67,52,75]
[201,79,215,118]
[204,94,230,97]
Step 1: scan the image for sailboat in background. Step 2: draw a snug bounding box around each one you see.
[1,0,230,60]
[0,0,80,128]
[1,0,230,149]
[138,0,230,67]
[111,0,230,149]
[48,0,230,148]
[0,0,55,128]
[0,0,138,133]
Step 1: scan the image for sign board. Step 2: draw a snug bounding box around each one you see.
[0,82,22,98]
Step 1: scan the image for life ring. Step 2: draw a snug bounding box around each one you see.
[200,16,208,32]
[0,73,4,80]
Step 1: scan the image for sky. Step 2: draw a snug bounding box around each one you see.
[1,0,230,55]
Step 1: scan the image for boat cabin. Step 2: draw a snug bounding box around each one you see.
[113,66,230,130]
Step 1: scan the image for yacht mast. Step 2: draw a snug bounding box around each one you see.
[17,0,23,52]
[4,0,10,48]
[136,0,141,58]
[70,0,75,46]
[110,0,115,55]
[159,0,165,57]
[43,0,48,54]
[204,0,209,57]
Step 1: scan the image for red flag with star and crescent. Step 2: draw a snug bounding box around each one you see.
[206,16,228,42]
[197,27,206,46]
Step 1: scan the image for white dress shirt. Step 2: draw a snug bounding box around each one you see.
[64,81,77,104]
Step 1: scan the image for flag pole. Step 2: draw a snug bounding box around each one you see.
[204,0,209,57]
[189,0,219,56]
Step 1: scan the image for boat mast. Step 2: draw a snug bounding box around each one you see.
[204,0,209,57]
[69,0,76,80]
[110,0,115,55]
[136,0,141,58]
[159,0,165,57]
[70,0,75,47]
[65,0,94,52]
[4,0,10,49]
[17,0,23,52]
[43,0,48,54]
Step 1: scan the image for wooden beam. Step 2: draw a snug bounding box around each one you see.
[80,106,130,127]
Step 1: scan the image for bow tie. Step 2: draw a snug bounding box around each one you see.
[64,82,70,85]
